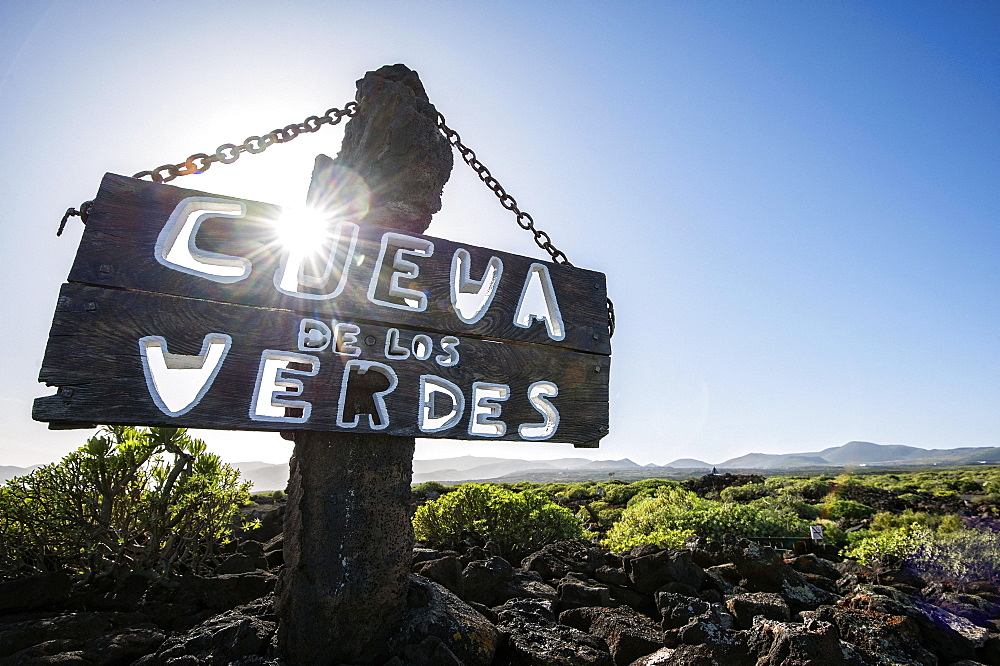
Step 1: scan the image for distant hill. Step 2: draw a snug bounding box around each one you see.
[0,465,40,484]
[9,442,998,490]
[719,453,830,470]
[719,441,1000,470]
[817,441,925,465]
[233,462,290,492]
[665,459,711,469]
[578,459,640,470]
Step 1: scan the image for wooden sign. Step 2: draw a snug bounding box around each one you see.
[35,175,610,446]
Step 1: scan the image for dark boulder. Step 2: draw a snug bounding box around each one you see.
[462,556,516,606]
[522,540,606,582]
[558,606,663,666]
[557,575,612,611]
[786,554,842,581]
[725,593,790,629]
[393,575,498,666]
[627,647,676,665]
[0,611,163,665]
[842,586,989,662]
[677,604,735,646]
[745,617,863,666]
[731,542,832,611]
[658,638,753,665]
[494,598,613,665]
[625,549,705,595]
[656,592,710,630]
[188,572,277,612]
[134,596,275,665]
[414,555,463,595]
[803,604,937,666]
[0,571,71,613]
[593,566,630,588]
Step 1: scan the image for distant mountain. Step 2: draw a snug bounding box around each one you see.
[416,460,563,484]
[413,456,591,475]
[719,441,1000,470]
[0,465,39,484]
[817,441,924,465]
[719,453,830,470]
[233,461,290,492]
[11,442,998,491]
[578,459,641,470]
[665,458,711,469]
[234,456,605,489]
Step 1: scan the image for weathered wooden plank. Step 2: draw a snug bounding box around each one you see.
[35,284,609,444]
[66,173,611,355]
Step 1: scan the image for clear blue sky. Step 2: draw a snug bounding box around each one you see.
[1,1,997,468]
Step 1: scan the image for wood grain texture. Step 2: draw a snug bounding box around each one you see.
[35,283,609,444]
[66,173,611,356]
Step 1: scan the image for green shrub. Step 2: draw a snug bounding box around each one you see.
[821,499,875,521]
[843,524,1000,585]
[769,477,833,501]
[867,509,964,534]
[912,528,1000,585]
[556,484,598,502]
[720,483,768,503]
[842,524,929,570]
[577,500,623,527]
[412,480,449,493]
[412,483,584,559]
[603,487,807,552]
[0,427,253,581]
[602,479,678,506]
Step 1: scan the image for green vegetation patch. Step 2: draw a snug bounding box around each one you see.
[412,483,585,560]
[603,486,808,552]
[0,427,254,581]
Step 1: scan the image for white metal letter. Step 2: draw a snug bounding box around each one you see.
[450,248,503,324]
[139,333,231,417]
[155,197,249,282]
[513,263,565,340]
[418,375,465,433]
[519,381,560,440]
[367,232,434,311]
[249,351,319,423]
[469,382,509,437]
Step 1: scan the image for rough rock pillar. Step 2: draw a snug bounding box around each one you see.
[275,64,453,664]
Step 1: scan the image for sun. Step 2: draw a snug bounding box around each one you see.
[273,205,334,257]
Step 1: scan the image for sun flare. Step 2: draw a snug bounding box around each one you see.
[273,206,333,257]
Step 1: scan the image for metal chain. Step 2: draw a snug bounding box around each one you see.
[436,112,615,339]
[132,102,358,184]
[72,100,615,338]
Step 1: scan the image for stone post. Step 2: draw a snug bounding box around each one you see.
[275,64,453,664]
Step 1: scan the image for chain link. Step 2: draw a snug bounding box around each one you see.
[132,103,358,184]
[436,112,615,339]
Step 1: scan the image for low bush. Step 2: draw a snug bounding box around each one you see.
[842,524,928,571]
[603,478,679,507]
[720,482,768,503]
[602,487,807,552]
[412,483,584,559]
[0,427,253,581]
[844,524,1000,585]
[821,499,875,521]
